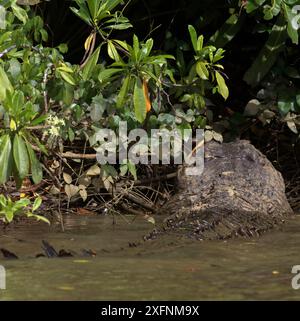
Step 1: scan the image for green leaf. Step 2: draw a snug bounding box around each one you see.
[11,3,28,24]
[246,1,259,13]
[107,40,120,61]
[87,0,100,20]
[62,83,74,105]
[0,66,13,102]
[128,161,137,180]
[119,163,128,176]
[57,44,68,54]
[142,38,154,58]
[5,210,14,223]
[133,77,147,123]
[278,98,293,114]
[13,134,29,179]
[59,70,76,86]
[188,25,198,52]
[98,68,121,82]
[283,4,299,44]
[113,39,131,52]
[82,46,101,80]
[104,22,132,30]
[70,6,92,26]
[103,0,124,12]
[196,61,209,80]
[243,14,287,87]
[0,134,13,184]
[30,115,48,126]
[32,196,42,212]
[116,75,130,108]
[133,35,140,61]
[27,213,50,224]
[215,71,229,100]
[197,35,204,51]
[26,142,43,184]
[12,90,25,115]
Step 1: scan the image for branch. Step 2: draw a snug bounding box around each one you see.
[0,45,17,59]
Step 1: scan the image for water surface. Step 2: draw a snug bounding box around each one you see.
[1,214,300,300]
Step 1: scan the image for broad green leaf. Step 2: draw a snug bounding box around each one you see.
[70,6,92,26]
[142,38,154,58]
[107,40,120,61]
[215,71,229,100]
[196,61,209,80]
[133,77,147,123]
[87,0,100,20]
[11,3,28,24]
[98,68,121,82]
[30,115,48,126]
[0,66,13,102]
[57,64,74,73]
[26,142,43,184]
[32,196,42,212]
[104,0,123,12]
[13,134,29,179]
[113,39,131,52]
[82,46,100,80]
[278,99,293,114]
[283,4,299,44]
[59,70,76,86]
[188,25,198,52]
[197,35,204,51]
[116,75,130,108]
[13,198,30,210]
[5,210,14,223]
[133,35,140,61]
[243,14,287,87]
[12,90,25,116]
[62,83,74,105]
[0,134,12,184]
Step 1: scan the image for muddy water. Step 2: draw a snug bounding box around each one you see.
[1,214,300,300]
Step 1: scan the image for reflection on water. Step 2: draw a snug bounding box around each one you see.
[1,214,300,300]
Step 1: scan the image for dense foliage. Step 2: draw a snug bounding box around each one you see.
[0,0,299,221]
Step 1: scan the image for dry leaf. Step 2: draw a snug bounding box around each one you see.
[63,172,72,184]
[79,189,88,202]
[86,165,101,176]
[204,130,213,142]
[212,131,223,143]
[65,184,79,199]
[49,185,60,195]
[144,215,156,225]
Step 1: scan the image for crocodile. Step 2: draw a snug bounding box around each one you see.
[144,140,293,241]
